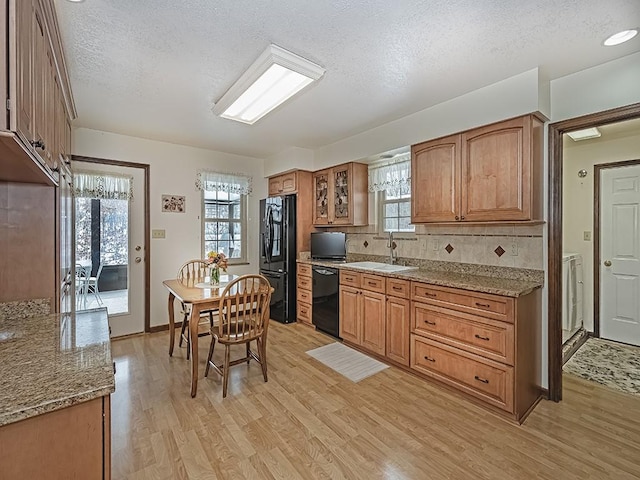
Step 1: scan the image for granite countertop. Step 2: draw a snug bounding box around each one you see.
[0,308,115,427]
[298,259,543,297]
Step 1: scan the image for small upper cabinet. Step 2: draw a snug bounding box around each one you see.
[313,162,368,226]
[268,171,298,196]
[411,114,543,223]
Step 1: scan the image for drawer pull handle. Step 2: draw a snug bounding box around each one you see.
[475,302,491,308]
[392,286,402,291]
[424,320,436,326]
[424,292,437,298]
[474,334,490,341]
[368,281,376,286]
[424,356,436,362]
[474,375,489,384]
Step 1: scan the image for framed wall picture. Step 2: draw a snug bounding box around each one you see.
[162,194,185,213]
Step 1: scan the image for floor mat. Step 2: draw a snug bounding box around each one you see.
[306,342,389,382]
[563,337,640,396]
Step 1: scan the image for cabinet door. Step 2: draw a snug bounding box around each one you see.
[280,172,297,193]
[31,7,46,159]
[339,285,360,344]
[411,134,460,222]
[332,163,352,225]
[386,296,410,366]
[14,0,34,143]
[268,177,282,196]
[461,116,531,221]
[361,290,386,355]
[313,169,331,225]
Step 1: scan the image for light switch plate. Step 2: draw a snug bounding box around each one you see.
[152,229,166,239]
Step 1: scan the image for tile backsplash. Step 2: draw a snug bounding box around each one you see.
[346,223,544,270]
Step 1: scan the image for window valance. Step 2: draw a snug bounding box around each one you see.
[368,154,411,196]
[195,170,253,195]
[73,171,134,200]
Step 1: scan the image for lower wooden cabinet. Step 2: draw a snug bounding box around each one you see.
[0,396,111,479]
[386,295,411,366]
[339,271,386,355]
[296,263,313,326]
[410,281,541,423]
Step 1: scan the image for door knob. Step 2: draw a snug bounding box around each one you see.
[135,257,142,263]
[604,260,612,267]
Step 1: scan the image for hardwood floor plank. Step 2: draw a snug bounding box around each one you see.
[109,323,640,479]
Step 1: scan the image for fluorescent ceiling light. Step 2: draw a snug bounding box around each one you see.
[603,29,638,46]
[213,44,325,125]
[567,127,601,141]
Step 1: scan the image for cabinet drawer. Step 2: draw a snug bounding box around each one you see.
[298,276,312,290]
[361,274,385,294]
[411,282,512,322]
[340,270,361,288]
[412,303,514,365]
[411,335,514,412]
[297,263,312,277]
[297,303,312,324]
[297,288,312,305]
[386,278,409,298]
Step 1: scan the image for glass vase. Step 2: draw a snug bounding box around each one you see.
[209,266,220,286]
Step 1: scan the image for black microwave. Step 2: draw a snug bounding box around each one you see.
[311,232,346,260]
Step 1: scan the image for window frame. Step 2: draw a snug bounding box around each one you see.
[378,188,415,233]
[201,190,248,264]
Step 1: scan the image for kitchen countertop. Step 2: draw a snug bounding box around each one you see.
[0,308,115,427]
[298,259,543,297]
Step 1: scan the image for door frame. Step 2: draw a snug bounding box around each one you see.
[594,159,640,338]
[71,154,151,333]
[547,102,640,401]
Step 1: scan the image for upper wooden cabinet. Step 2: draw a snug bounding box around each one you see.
[1,0,76,185]
[313,162,368,226]
[411,115,543,223]
[268,170,300,196]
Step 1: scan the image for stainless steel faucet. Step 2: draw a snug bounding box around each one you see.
[387,231,398,264]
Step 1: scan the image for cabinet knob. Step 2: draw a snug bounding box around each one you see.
[460,215,465,220]
[455,216,459,221]
[31,139,45,150]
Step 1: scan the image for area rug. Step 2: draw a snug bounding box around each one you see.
[306,342,389,382]
[563,337,640,396]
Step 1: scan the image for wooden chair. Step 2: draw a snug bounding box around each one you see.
[177,260,216,360]
[205,274,272,398]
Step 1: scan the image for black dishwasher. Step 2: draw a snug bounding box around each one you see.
[312,266,340,338]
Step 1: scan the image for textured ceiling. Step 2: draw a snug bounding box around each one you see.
[54,0,640,159]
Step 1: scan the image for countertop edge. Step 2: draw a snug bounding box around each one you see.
[297,259,543,297]
[0,383,115,427]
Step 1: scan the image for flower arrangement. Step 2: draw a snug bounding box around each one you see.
[205,251,228,285]
[206,251,229,272]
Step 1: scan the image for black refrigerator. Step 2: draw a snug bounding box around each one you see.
[260,195,296,324]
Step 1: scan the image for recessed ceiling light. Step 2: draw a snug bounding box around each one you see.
[567,127,601,141]
[603,29,638,46]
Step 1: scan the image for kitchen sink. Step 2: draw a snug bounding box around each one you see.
[344,261,419,273]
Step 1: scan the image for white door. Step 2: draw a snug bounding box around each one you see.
[75,162,146,337]
[600,164,640,346]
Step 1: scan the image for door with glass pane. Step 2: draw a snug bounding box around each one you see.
[74,162,146,337]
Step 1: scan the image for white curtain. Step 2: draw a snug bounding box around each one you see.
[368,153,411,196]
[74,171,134,200]
[195,170,253,195]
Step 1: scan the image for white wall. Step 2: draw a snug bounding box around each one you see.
[264,147,314,177]
[551,52,640,122]
[73,128,267,328]
[563,131,640,332]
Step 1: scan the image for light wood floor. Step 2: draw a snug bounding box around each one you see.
[110,322,640,480]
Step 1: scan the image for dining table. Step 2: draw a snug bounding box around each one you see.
[163,274,238,397]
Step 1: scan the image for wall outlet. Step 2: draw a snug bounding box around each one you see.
[510,242,518,256]
[583,231,592,241]
[152,229,166,239]
[432,238,439,251]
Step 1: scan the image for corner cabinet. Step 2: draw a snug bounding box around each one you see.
[411,114,543,223]
[313,162,368,226]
